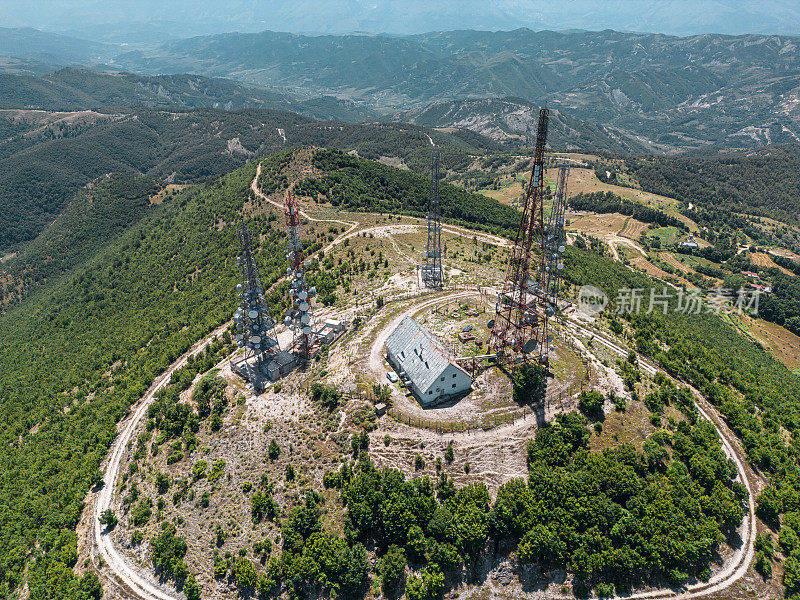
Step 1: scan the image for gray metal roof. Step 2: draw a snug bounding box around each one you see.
[273,351,296,366]
[386,316,467,393]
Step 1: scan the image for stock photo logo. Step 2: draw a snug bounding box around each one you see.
[577,285,609,315]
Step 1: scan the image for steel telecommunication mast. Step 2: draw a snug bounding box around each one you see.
[283,188,319,360]
[233,224,280,385]
[421,148,444,288]
[489,107,557,369]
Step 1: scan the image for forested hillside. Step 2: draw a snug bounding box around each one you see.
[628,145,800,227]
[0,107,495,251]
[0,173,159,306]
[296,148,520,237]
[0,163,268,598]
[0,67,377,121]
[564,248,800,589]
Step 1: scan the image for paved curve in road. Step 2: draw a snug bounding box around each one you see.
[89,166,759,600]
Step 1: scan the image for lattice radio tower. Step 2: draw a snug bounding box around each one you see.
[490,107,555,369]
[542,164,569,307]
[234,224,280,378]
[421,147,444,288]
[283,188,319,360]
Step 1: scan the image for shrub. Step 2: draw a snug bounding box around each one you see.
[192,461,207,480]
[512,363,545,404]
[578,390,604,420]
[595,582,615,597]
[99,509,117,530]
[208,459,226,482]
[378,545,406,594]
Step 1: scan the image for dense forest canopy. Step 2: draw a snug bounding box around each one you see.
[628,145,800,226]
[300,148,521,237]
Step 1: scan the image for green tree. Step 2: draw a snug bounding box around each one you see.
[234,557,258,590]
[756,487,782,527]
[444,443,454,464]
[414,454,425,471]
[150,522,188,578]
[76,571,102,600]
[512,363,545,404]
[517,525,565,566]
[155,471,171,494]
[183,573,201,600]
[378,545,406,595]
[405,566,445,600]
[268,439,280,460]
[755,551,772,579]
[578,390,604,420]
[99,509,117,530]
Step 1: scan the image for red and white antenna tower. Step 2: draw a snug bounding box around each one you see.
[283,188,319,360]
[490,107,557,370]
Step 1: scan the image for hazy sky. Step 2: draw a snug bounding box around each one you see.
[2,0,800,40]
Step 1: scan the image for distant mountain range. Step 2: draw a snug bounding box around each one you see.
[3,25,800,151]
[0,27,115,65]
[4,1,800,37]
[106,28,800,150]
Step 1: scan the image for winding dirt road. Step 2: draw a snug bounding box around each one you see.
[87,162,760,600]
[91,323,230,600]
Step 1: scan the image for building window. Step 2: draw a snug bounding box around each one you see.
[428,390,432,395]
[452,373,457,378]
[440,377,445,382]
[452,383,456,388]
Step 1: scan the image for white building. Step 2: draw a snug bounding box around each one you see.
[386,316,472,406]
